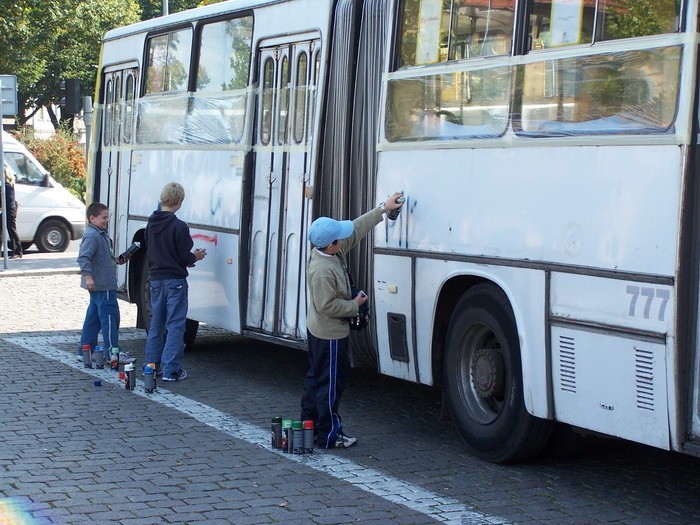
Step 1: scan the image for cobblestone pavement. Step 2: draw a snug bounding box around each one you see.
[2,262,700,524]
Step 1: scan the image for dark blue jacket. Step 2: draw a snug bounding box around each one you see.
[146,210,196,280]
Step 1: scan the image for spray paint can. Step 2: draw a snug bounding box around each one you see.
[93,346,104,369]
[282,420,292,453]
[110,347,119,370]
[386,195,405,221]
[292,421,304,454]
[271,417,282,449]
[144,364,156,393]
[82,344,92,369]
[124,363,135,390]
[303,420,314,454]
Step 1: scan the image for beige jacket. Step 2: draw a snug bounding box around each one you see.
[306,207,383,339]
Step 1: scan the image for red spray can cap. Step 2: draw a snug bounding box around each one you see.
[303,420,314,430]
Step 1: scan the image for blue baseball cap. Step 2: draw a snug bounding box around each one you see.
[308,217,354,248]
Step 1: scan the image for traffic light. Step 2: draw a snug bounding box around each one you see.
[60,78,81,115]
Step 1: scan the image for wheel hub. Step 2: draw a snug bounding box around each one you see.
[471,347,505,398]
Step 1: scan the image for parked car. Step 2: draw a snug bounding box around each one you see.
[2,131,85,252]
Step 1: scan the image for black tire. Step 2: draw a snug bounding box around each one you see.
[138,256,199,352]
[138,257,153,332]
[35,219,70,252]
[443,283,553,463]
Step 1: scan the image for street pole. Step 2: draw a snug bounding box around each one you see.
[1,78,8,270]
[82,96,92,174]
[163,0,169,16]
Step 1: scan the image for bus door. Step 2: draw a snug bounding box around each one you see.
[99,66,138,290]
[247,36,320,339]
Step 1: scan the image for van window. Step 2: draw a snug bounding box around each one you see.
[5,152,45,186]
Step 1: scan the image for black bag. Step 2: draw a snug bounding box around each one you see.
[348,287,370,331]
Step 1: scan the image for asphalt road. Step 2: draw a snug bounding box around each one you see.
[1,244,700,524]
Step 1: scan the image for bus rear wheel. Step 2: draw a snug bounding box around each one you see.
[138,257,200,352]
[443,284,552,463]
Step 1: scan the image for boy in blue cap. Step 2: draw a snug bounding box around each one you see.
[301,192,404,448]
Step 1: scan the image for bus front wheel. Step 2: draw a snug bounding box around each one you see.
[443,284,552,463]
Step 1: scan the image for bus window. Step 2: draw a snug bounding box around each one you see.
[138,28,193,144]
[518,47,680,135]
[307,49,321,141]
[397,0,514,68]
[103,78,113,147]
[293,51,308,144]
[144,29,192,93]
[189,15,253,144]
[528,0,679,51]
[277,55,289,145]
[197,16,253,92]
[385,66,511,142]
[113,74,122,146]
[261,57,274,146]
[123,73,135,144]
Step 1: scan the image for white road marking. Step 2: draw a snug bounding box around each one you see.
[5,333,509,525]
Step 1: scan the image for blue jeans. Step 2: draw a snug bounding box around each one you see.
[80,290,120,350]
[144,279,188,379]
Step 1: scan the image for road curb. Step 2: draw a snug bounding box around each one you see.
[0,267,79,278]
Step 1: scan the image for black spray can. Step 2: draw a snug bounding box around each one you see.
[303,420,314,454]
[282,420,292,452]
[292,421,304,454]
[82,344,92,369]
[144,364,155,393]
[124,363,135,390]
[386,195,405,221]
[271,417,282,449]
[94,346,104,369]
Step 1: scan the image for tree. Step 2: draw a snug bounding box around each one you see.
[0,0,141,128]
[137,0,200,20]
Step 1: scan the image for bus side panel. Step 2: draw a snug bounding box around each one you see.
[373,251,550,419]
[129,148,243,332]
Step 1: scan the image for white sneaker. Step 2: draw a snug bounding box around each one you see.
[334,431,357,448]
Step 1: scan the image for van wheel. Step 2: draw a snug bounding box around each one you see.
[443,284,553,463]
[36,220,70,252]
[138,257,199,352]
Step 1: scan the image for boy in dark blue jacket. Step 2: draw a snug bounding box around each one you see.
[144,183,206,381]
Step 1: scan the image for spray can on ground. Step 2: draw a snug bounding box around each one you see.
[271,417,282,449]
[282,420,292,453]
[292,421,304,454]
[110,347,119,370]
[93,346,104,369]
[82,344,92,369]
[124,363,135,390]
[303,420,314,454]
[144,364,156,393]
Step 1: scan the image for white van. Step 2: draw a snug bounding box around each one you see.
[2,131,85,252]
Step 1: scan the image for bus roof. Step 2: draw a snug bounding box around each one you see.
[103,0,283,41]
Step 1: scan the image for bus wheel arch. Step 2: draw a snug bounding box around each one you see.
[442,282,553,463]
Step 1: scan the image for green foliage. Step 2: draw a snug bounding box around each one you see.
[137,0,200,20]
[605,0,679,40]
[14,128,87,202]
[0,0,141,127]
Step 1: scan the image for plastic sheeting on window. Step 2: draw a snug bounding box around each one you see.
[135,88,252,145]
[518,47,680,136]
[385,66,511,142]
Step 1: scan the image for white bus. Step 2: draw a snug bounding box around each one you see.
[89,0,698,463]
